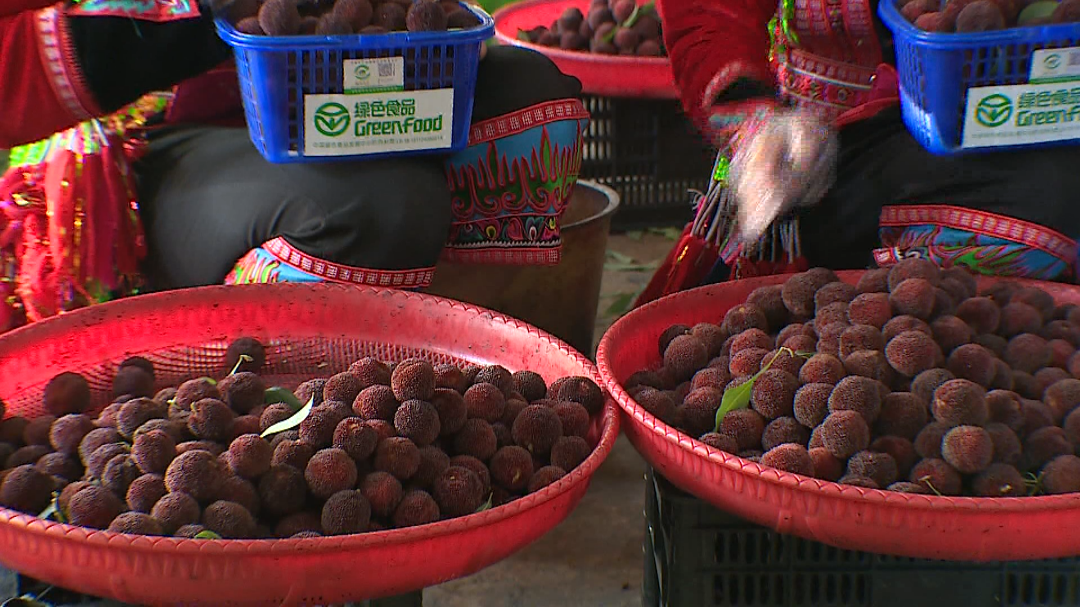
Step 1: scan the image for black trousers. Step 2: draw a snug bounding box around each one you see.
[798,106,1080,271]
[134,46,582,289]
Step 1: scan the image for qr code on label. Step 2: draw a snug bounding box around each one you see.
[379,61,396,78]
[1070,50,1080,66]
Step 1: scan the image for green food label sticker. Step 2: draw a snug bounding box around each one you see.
[1029,47,1080,84]
[343,57,406,93]
[304,89,455,156]
[961,82,1080,149]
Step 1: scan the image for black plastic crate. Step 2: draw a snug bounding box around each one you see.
[0,566,424,607]
[642,468,1080,607]
[579,95,712,231]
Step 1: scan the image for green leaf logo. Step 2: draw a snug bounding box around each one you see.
[974,94,1013,128]
[1044,53,1062,70]
[354,64,371,81]
[313,102,351,137]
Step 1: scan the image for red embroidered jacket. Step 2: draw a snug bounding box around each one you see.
[0,4,100,147]
[0,3,239,148]
[658,0,903,142]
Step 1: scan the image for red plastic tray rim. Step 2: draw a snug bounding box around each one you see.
[596,270,1080,513]
[0,284,621,555]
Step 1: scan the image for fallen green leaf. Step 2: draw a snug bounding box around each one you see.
[605,292,637,317]
[261,396,315,438]
[648,227,682,240]
[605,249,635,264]
[624,230,644,241]
[194,530,222,540]
[264,386,303,411]
[603,262,659,273]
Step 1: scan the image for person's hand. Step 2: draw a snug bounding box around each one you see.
[728,109,838,243]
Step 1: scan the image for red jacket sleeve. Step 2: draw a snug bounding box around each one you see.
[0,1,56,18]
[0,6,102,148]
[658,0,778,129]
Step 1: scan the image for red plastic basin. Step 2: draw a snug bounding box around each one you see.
[596,270,1080,561]
[492,0,678,99]
[0,284,620,606]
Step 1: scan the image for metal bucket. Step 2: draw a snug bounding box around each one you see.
[426,180,620,357]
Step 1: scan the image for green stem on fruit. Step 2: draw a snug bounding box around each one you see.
[228,354,253,376]
[194,530,223,540]
[261,396,316,439]
[918,476,943,497]
[198,377,217,387]
[264,386,304,412]
[713,347,800,432]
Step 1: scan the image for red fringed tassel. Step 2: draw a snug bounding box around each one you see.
[632,223,720,309]
[1,121,146,324]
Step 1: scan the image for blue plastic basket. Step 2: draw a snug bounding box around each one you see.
[215,5,494,164]
[879,0,1080,156]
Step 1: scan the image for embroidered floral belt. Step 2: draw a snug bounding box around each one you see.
[776,50,877,119]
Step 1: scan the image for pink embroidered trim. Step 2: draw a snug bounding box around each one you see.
[439,246,562,266]
[777,49,876,116]
[879,205,1079,262]
[467,99,589,146]
[65,0,201,21]
[263,237,436,288]
[35,6,101,122]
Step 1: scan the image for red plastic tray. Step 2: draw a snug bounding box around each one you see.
[0,284,620,606]
[597,270,1080,562]
[492,0,678,99]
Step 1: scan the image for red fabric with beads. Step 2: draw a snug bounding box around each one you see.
[0,8,101,148]
[658,0,777,130]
